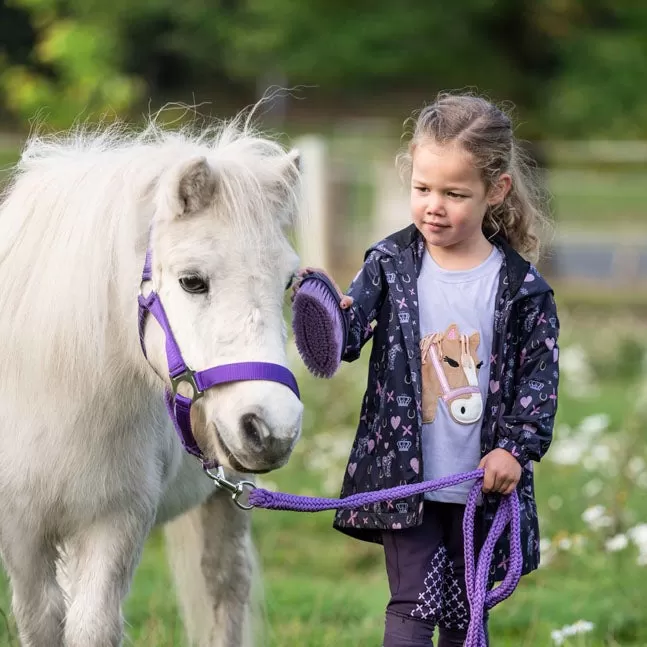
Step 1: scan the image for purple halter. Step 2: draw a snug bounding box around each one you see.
[137,246,300,474]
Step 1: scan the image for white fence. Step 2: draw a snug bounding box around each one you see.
[294,135,647,286]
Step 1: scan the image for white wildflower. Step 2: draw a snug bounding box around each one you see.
[549,437,588,465]
[626,456,646,480]
[560,346,597,398]
[590,444,612,464]
[627,524,647,549]
[582,505,605,524]
[605,534,629,552]
[557,536,572,551]
[577,414,610,437]
[539,538,552,553]
[539,537,556,567]
[582,505,614,531]
[551,620,595,645]
[626,524,647,566]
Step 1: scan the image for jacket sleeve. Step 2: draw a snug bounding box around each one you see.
[342,249,387,362]
[497,291,560,465]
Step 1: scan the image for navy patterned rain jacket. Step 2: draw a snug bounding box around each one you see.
[333,224,560,582]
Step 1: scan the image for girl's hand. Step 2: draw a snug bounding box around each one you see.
[478,448,522,495]
[292,267,354,309]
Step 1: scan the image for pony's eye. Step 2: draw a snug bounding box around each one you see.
[179,275,209,294]
[476,361,483,369]
[285,274,297,291]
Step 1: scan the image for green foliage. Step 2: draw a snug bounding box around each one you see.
[1,1,647,134]
[1,0,143,128]
[541,2,647,138]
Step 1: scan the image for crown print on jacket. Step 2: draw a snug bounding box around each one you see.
[420,324,484,425]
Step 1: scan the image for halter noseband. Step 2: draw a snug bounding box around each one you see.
[137,245,300,502]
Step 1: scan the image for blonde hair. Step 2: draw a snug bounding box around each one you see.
[397,92,551,262]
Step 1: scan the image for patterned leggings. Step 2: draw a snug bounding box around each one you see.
[382,501,488,647]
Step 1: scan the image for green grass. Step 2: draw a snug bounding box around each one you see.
[2,322,646,647]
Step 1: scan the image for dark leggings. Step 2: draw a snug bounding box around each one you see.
[382,501,488,647]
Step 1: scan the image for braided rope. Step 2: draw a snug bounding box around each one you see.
[249,468,522,646]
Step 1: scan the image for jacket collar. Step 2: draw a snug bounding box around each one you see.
[377,224,536,300]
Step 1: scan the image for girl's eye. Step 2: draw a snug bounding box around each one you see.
[414,186,428,193]
[448,191,466,199]
[179,275,209,294]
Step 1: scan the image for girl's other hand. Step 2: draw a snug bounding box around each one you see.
[478,448,522,495]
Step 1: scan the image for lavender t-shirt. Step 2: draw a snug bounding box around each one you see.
[417,246,502,503]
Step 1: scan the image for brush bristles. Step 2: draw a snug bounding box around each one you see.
[292,280,345,378]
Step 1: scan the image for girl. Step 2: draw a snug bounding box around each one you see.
[296,93,559,646]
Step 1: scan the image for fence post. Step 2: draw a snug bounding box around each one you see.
[294,135,330,270]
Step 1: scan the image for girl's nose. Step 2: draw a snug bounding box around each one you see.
[425,193,445,215]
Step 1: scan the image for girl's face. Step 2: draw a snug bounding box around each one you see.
[410,139,509,252]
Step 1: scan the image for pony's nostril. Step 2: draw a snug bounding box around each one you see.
[240,413,265,450]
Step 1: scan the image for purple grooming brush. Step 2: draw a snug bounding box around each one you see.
[292,272,349,378]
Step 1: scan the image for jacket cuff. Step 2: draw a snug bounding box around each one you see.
[496,437,529,466]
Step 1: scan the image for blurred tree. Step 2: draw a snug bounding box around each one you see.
[214,0,556,102]
[0,0,646,137]
[0,0,143,127]
[537,1,647,138]
[0,0,34,66]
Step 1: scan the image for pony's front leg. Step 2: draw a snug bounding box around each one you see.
[63,508,154,647]
[0,531,65,647]
[164,487,256,647]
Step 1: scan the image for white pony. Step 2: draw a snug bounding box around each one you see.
[0,111,304,646]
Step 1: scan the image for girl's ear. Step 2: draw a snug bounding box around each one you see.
[488,173,512,207]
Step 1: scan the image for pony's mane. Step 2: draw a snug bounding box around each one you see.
[0,111,300,401]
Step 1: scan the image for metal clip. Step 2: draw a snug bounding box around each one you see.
[203,465,256,510]
[170,368,204,401]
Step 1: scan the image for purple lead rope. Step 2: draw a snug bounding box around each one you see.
[249,468,522,647]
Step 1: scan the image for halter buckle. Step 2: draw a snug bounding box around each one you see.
[170,369,204,401]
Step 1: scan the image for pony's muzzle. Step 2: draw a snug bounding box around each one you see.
[449,395,484,425]
[239,411,300,468]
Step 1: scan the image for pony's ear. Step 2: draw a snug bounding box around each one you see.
[270,148,301,229]
[176,156,217,216]
[469,331,480,350]
[445,324,459,341]
[286,148,301,174]
[277,148,300,189]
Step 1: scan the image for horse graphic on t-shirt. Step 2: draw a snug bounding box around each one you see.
[420,324,484,425]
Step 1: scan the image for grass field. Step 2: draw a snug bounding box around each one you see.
[1,309,646,646]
